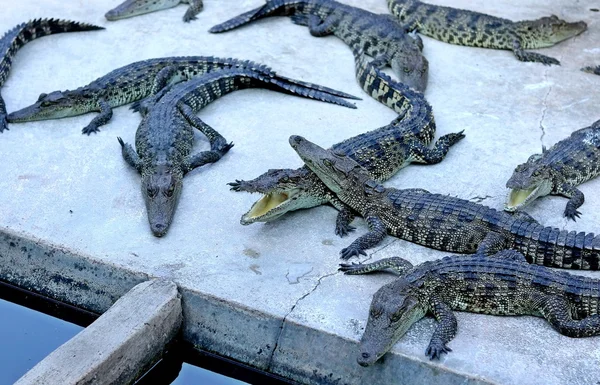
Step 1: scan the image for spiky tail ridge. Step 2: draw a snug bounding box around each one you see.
[352,48,435,142]
[510,221,600,270]
[0,18,103,131]
[209,0,314,33]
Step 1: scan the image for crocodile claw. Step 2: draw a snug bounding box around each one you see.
[227,180,244,191]
[340,246,366,260]
[81,124,100,135]
[443,130,465,145]
[335,223,356,238]
[425,342,452,360]
[338,262,362,274]
[564,206,582,221]
[0,114,8,133]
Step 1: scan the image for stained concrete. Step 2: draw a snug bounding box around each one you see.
[15,279,182,385]
[0,0,598,384]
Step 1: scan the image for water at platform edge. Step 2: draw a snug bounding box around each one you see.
[0,281,294,385]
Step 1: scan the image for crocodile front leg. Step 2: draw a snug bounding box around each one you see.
[557,183,584,221]
[340,211,387,260]
[290,14,337,37]
[179,104,233,171]
[329,196,356,237]
[339,257,414,275]
[183,0,203,22]
[535,294,600,337]
[131,66,179,113]
[0,95,8,132]
[409,131,465,164]
[117,137,142,173]
[82,98,113,135]
[512,39,560,66]
[425,299,457,360]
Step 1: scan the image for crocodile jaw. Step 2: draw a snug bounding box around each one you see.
[105,0,181,20]
[504,186,540,211]
[241,190,301,225]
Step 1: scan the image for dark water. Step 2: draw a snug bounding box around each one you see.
[0,290,289,385]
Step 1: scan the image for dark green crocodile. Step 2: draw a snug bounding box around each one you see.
[7,56,358,135]
[105,0,204,22]
[209,0,429,91]
[582,65,600,75]
[339,250,600,365]
[290,135,600,269]
[120,64,357,237]
[0,18,103,133]
[230,50,463,234]
[505,119,600,220]
[387,0,587,65]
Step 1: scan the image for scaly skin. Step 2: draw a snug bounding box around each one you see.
[230,50,464,234]
[119,64,358,237]
[290,135,600,270]
[387,0,587,65]
[582,65,600,75]
[7,56,358,135]
[505,119,600,220]
[339,251,600,365]
[210,0,429,91]
[105,0,204,22]
[0,19,103,133]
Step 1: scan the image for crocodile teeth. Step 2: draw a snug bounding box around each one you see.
[505,187,538,210]
[243,192,289,221]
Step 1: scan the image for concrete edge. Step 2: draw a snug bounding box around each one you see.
[0,226,496,385]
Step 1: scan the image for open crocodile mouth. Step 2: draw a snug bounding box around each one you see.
[240,190,298,225]
[505,186,540,211]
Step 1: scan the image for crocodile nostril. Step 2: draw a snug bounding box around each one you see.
[361,352,370,359]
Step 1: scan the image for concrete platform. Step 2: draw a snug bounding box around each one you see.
[0,0,598,384]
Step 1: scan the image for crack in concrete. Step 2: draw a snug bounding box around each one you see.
[285,267,314,284]
[266,269,339,370]
[538,52,564,148]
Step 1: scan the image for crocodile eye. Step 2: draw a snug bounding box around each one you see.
[37,93,48,101]
[403,67,411,73]
[281,176,289,183]
[165,186,175,197]
[390,311,403,323]
[323,159,334,168]
[369,307,383,319]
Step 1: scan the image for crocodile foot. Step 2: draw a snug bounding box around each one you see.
[425,342,451,360]
[442,130,465,145]
[0,114,8,133]
[335,223,355,238]
[564,206,582,221]
[227,180,244,191]
[338,262,362,274]
[340,246,366,260]
[81,124,100,135]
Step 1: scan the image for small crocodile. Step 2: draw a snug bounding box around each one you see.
[0,18,103,132]
[339,250,600,365]
[105,0,204,22]
[505,119,600,220]
[230,50,463,233]
[210,0,429,91]
[290,135,600,269]
[387,0,587,65]
[582,65,600,75]
[7,56,358,135]
[120,64,358,237]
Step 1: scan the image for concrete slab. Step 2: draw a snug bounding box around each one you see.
[0,0,598,384]
[14,279,182,385]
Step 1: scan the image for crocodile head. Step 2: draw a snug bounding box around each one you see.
[105,0,181,20]
[231,167,328,224]
[505,153,554,212]
[289,135,378,202]
[516,15,587,48]
[358,279,427,366]
[7,91,89,122]
[390,34,429,92]
[141,165,183,237]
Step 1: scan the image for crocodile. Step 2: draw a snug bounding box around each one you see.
[505,119,600,220]
[7,56,358,135]
[338,250,600,365]
[105,0,204,22]
[120,64,358,237]
[230,50,464,234]
[387,0,587,65]
[209,0,429,91]
[0,18,103,133]
[582,65,600,75]
[289,135,600,269]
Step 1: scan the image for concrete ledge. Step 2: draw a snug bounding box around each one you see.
[15,279,182,385]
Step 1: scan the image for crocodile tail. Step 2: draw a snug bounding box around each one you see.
[511,222,600,270]
[209,0,311,33]
[352,47,435,141]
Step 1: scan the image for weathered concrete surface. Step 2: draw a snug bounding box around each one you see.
[14,279,182,385]
[0,0,598,384]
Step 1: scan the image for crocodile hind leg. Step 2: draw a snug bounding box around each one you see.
[408,131,465,164]
[182,0,204,22]
[534,294,600,337]
[131,66,179,113]
[425,299,457,360]
[512,40,560,66]
[82,98,113,135]
[340,212,387,260]
[556,183,584,221]
[476,232,510,256]
[179,104,233,171]
[0,95,7,132]
[289,14,337,37]
[117,137,142,173]
[339,257,414,275]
